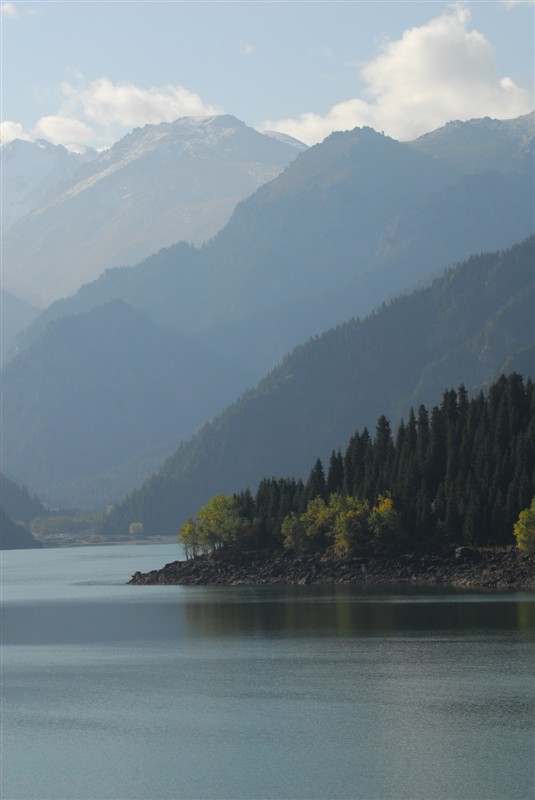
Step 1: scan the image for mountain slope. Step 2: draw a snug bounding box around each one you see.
[18,114,534,379]
[98,237,535,537]
[2,116,303,306]
[0,508,43,550]
[0,472,47,522]
[409,111,534,173]
[1,287,40,366]
[0,138,96,233]
[0,300,254,508]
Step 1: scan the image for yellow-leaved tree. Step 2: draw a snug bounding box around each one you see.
[513,498,535,555]
[179,494,251,558]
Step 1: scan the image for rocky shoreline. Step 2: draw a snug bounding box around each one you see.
[129,546,535,589]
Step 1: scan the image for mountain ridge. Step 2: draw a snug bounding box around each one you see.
[16,113,533,374]
[2,115,303,306]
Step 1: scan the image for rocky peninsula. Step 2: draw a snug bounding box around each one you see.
[129,546,535,589]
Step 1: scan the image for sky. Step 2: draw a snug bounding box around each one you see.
[1,0,533,151]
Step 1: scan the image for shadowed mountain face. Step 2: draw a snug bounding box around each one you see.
[0,508,42,550]
[0,300,254,508]
[0,472,46,523]
[98,237,534,538]
[1,288,40,367]
[2,116,303,306]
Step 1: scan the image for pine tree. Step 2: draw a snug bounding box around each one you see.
[304,458,327,503]
[327,450,345,496]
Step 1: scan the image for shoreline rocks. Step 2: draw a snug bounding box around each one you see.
[129,547,535,589]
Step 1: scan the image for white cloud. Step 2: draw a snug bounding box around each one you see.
[33,115,95,147]
[52,77,222,147]
[0,120,30,145]
[260,6,534,144]
[243,44,255,56]
[1,2,38,17]
[1,77,222,150]
[502,0,534,8]
[66,78,220,129]
[1,3,18,17]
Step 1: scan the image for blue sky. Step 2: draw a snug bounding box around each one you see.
[1,1,533,150]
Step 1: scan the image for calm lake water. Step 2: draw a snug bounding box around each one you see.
[1,543,534,800]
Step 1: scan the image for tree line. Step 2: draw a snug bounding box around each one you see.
[180,373,535,557]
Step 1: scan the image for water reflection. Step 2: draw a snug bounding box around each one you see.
[178,585,535,639]
[3,583,534,646]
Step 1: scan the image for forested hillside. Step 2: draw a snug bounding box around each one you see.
[98,237,534,538]
[179,373,534,556]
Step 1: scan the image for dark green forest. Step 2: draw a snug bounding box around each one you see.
[180,374,534,558]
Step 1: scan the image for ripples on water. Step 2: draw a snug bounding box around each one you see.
[2,544,534,800]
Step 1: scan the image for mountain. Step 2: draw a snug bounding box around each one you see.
[0,508,43,550]
[0,472,47,522]
[0,300,255,508]
[2,116,303,306]
[7,115,533,512]
[0,138,96,233]
[18,114,534,380]
[262,131,309,150]
[98,237,535,538]
[409,111,534,173]
[1,287,40,366]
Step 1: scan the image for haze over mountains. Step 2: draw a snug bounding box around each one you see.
[2,115,304,306]
[1,138,97,233]
[407,112,534,173]
[1,112,533,515]
[1,300,254,508]
[16,113,534,369]
[0,473,45,550]
[0,288,40,366]
[99,236,535,537]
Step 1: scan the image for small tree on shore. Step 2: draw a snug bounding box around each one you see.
[513,498,535,555]
[129,522,144,537]
[179,495,252,557]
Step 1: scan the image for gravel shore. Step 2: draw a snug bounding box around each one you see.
[129,546,535,589]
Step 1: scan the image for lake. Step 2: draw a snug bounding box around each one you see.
[1,543,534,800]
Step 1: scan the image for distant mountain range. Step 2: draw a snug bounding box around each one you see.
[1,300,254,508]
[2,113,533,512]
[407,112,534,173]
[18,113,534,372]
[1,116,304,306]
[99,236,535,537]
[1,138,97,233]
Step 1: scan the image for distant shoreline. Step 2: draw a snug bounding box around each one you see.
[129,548,535,589]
